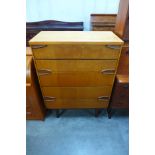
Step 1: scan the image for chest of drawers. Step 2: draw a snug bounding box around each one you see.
[29,31,123,111]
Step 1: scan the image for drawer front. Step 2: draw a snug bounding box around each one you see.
[92,27,115,31]
[37,72,114,87]
[35,60,117,72]
[44,99,109,109]
[42,86,112,99]
[35,60,116,86]
[31,44,121,59]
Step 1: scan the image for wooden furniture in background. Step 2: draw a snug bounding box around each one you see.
[26,48,45,120]
[108,75,129,118]
[108,0,129,118]
[114,0,129,42]
[114,0,129,74]
[26,20,84,46]
[26,47,32,56]
[90,14,117,31]
[117,42,129,75]
[111,75,129,108]
[29,31,123,118]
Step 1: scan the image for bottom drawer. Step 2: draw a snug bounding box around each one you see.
[42,86,112,99]
[44,99,109,109]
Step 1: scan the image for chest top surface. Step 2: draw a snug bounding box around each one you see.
[29,31,124,45]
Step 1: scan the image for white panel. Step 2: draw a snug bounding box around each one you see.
[26,0,120,30]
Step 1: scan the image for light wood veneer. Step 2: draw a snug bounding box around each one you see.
[30,31,123,110]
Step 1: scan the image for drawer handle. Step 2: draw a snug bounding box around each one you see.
[31,45,47,49]
[44,96,56,102]
[38,69,51,76]
[101,69,115,74]
[98,96,109,101]
[105,45,121,50]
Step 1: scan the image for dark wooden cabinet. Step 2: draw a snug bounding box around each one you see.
[117,43,129,75]
[107,0,129,118]
[110,75,129,108]
[107,75,129,118]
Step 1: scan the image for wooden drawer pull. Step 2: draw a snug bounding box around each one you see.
[38,69,51,76]
[105,45,121,50]
[31,45,47,49]
[44,96,56,102]
[98,96,109,101]
[101,69,115,74]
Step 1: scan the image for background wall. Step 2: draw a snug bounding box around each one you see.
[26,0,120,30]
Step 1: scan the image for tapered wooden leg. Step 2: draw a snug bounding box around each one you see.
[56,109,66,118]
[56,109,60,118]
[107,108,112,119]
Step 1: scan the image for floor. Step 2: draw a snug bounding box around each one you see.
[26,109,129,155]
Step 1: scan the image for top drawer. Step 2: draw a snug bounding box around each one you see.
[31,44,121,59]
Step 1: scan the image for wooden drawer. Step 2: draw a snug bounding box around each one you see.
[35,60,116,86]
[44,99,109,109]
[42,86,112,99]
[37,72,115,87]
[92,26,115,31]
[31,44,121,59]
[35,60,117,72]
[91,14,116,24]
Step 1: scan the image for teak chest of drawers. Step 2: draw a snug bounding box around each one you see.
[29,31,123,115]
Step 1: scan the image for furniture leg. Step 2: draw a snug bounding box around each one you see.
[107,107,112,119]
[56,109,60,118]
